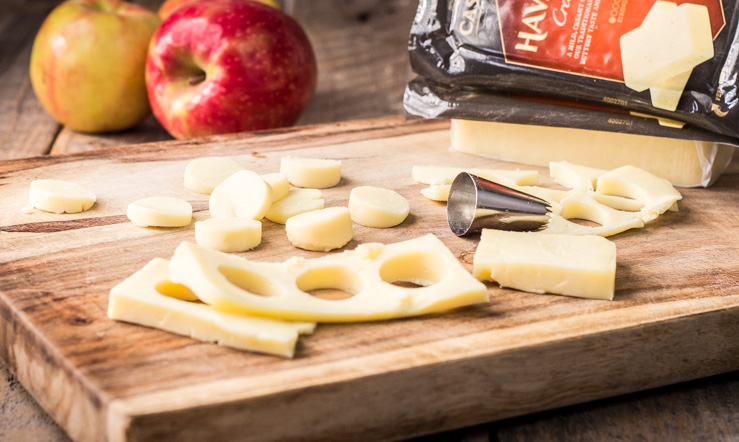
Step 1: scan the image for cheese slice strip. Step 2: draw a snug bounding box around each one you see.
[209,170,274,220]
[265,188,324,224]
[168,234,489,322]
[412,165,538,186]
[29,179,96,214]
[549,161,607,189]
[473,229,616,300]
[127,196,192,227]
[184,157,244,195]
[108,258,316,358]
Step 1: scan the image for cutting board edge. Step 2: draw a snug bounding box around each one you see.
[98,304,739,442]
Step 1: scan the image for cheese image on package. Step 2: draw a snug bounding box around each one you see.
[108,258,316,358]
[620,2,714,110]
[168,234,489,322]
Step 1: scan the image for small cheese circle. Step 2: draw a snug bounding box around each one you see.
[195,217,262,252]
[265,188,324,224]
[349,186,410,228]
[209,170,274,220]
[127,197,192,227]
[261,172,290,200]
[29,179,96,214]
[184,157,244,194]
[285,207,353,252]
[280,156,341,189]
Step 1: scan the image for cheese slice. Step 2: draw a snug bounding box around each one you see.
[349,186,410,228]
[450,119,735,187]
[184,157,244,195]
[280,156,342,189]
[108,258,316,358]
[285,206,353,252]
[168,234,489,322]
[549,161,607,189]
[209,170,274,220]
[473,229,616,300]
[265,188,324,224]
[261,172,290,201]
[195,217,262,252]
[29,179,96,214]
[127,196,192,228]
[412,165,538,186]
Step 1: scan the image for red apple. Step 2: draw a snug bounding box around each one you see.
[157,0,279,21]
[30,0,160,133]
[145,0,317,139]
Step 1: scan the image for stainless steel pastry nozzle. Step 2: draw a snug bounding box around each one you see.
[447,172,552,236]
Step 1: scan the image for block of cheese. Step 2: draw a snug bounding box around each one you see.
[209,170,273,220]
[280,156,341,189]
[261,172,290,201]
[108,258,316,358]
[349,186,410,228]
[168,234,489,322]
[127,196,192,227]
[184,157,244,194]
[473,229,616,300]
[29,179,96,214]
[285,206,353,252]
[195,217,262,252]
[620,3,713,93]
[450,119,736,187]
[412,165,538,186]
[265,188,324,224]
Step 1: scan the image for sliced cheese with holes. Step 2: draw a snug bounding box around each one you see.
[285,206,353,252]
[450,119,735,187]
[473,229,616,300]
[349,186,409,228]
[168,234,489,322]
[595,165,682,222]
[261,172,290,201]
[195,217,262,252]
[549,161,607,189]
[127,196,192,227]
[545,186,644,236]
[184,157,244,194]
[108,258,316,358]
[209,170,274,220]
[280,156,341,189]
[29,179,96,214]
[265,188,324,224]
[412,165,538,187]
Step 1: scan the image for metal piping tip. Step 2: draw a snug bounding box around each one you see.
[447,172,552,236]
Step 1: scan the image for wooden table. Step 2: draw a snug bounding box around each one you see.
[1,1,738,441]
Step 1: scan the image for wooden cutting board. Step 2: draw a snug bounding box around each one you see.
[1,116,738,442]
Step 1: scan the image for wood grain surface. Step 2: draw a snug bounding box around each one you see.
[1,117,738,441]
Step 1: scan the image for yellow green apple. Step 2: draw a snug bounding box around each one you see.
[30,0,161,133]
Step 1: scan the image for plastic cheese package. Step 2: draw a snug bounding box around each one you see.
[403,0,739,187]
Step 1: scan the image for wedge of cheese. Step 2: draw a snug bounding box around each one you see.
[473,229,616,300]
[108,258,316,358]
[168,234,489,322]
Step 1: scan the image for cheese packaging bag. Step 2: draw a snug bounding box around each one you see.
[404,0,739,187]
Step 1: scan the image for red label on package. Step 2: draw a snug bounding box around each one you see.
[492,0,725,81]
